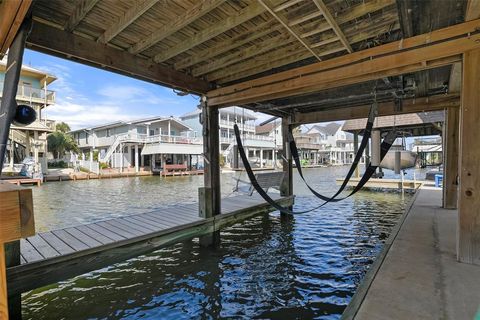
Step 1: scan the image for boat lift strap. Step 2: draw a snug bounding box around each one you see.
[288,103,376,203]
[234,122,397,214]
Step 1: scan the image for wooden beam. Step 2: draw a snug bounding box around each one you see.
[129,0,224,55]
[258,0,322,61]
[153,1,263,63]
[290,94,459,124]
[0,0,32,58]
[192,33,296,77]
[64,0,99,32]
[443,106,459,209]
[27,22,210,94]
[274,0,305,12]
[299,0,395,38]
[207,19,480,106]
[280,117,293,200]
[466,0,480,20]
[97,0,159,44]
[312,0,352,53]
[174,20,282,70]
[0,245,7,319]
[458,48,480,265]
[211,6,399,83]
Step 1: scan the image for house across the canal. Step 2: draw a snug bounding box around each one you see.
[70,116,203,173]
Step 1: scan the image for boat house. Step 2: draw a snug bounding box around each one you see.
[1,0,480,319]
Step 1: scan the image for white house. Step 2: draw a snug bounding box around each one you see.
[306,123,356,165]
[71,116,202,173]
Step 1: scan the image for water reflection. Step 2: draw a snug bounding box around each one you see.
[23,167,412,319]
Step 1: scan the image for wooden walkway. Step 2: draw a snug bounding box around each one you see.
[7,193,293,296]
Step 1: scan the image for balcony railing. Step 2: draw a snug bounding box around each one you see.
[0,82,56,104]
[219,119,255,131]
[113,132,202,145]
[219,134,275,144]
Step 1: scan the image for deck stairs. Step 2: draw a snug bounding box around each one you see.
[99,133,145,163]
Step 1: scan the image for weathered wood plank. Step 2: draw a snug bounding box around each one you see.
[97,0,159,44]
[39,232,75,255]
[153,2,264,62]
[64,227,103,248]
[113,218,154,234]
[26,235,59,260]
[120,217,158,232]
[130,0,224,54]
[65,0,100,32]
[75,225,115,245]
[312,0,352,53]
[0,0,32,58]
[126,215,172,230]
[98,221,142,238]
[443,107,459,209]
[20,239,43,263]
[0,245,8,319]
[51,230,90,252]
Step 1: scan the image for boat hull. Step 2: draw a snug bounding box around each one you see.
[380,150,417,171]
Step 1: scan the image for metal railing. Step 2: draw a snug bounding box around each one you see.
[0,82,56,104]
[219,134,274,144]
[219,119,255,131]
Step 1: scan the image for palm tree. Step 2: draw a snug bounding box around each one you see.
[47,122,78,160]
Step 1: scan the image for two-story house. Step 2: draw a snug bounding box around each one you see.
[71,116,202,173]
[0,57,56,173]
[181,106,278,168]
[306,123,356,165]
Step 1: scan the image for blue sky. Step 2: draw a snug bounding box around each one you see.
[23,50,203,130]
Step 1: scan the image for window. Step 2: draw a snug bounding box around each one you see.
[86,132,89,144]
[150,129,155,136]
[106,129,111,137]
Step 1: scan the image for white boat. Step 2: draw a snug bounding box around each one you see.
[380,146,417,171]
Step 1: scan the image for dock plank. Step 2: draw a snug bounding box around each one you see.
[20,239,44,263]
[131,214,177,229]
[99,220,144,237]
[26,235,60,259]
[52,230,90,251]
[39,232,76,255]
[87,223,126,241]
[75,225,116,245]
[64,227,103,248]
[120,217,158,232]
[110,218,152,235]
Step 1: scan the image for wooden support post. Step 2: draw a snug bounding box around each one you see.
[353,131,360,178]
[458,48,480,264]
[199,97,221,246]
[443,107,460,209]
[0,183,35,319]
[280,117,293,217]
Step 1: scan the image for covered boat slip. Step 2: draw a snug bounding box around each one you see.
[1,0,480,318]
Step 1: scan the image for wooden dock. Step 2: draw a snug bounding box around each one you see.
[336,177,424,190]
[6,193,293,296]
[1,178,42,186]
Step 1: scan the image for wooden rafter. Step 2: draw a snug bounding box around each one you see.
[311,0,352,53]
[192,33,296,77]
[300,0,395,38]
[174,20,282,70]
[257,0,322,61]
[65,0,99,32]
[28,22,210,94]
[207,19,480,106]
[274,0,305,12]
[210,16,398,83]
[97,0,159,44]
[130,0,224,55]
[153,1,263,63]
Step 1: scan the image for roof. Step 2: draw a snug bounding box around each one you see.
[308,122,341,136]
[255,122,279,134]
[70,116,191,133]
[0,56,57,85]
[180,106,257,120]
[342,111,445,132]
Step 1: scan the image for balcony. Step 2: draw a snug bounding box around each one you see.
[0,82,56,105]
[219,119,255,131]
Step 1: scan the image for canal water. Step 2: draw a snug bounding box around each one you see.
[23,167,414,319]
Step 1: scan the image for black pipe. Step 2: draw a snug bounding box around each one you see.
[0,20,30,175]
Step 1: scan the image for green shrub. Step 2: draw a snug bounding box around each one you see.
[219,154,225,167]
[100,162,109,169]
[48,161,68,168]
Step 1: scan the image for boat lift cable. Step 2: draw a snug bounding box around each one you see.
[234,123,397,215]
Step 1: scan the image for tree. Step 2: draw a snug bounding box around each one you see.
[55,122,71,133]
[47,123,78,160]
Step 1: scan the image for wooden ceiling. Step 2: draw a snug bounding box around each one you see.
[29,0,399,89]
[22,0,471,119]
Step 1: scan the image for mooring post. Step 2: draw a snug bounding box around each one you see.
[353,131,359,177]
[199,96,221,246]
